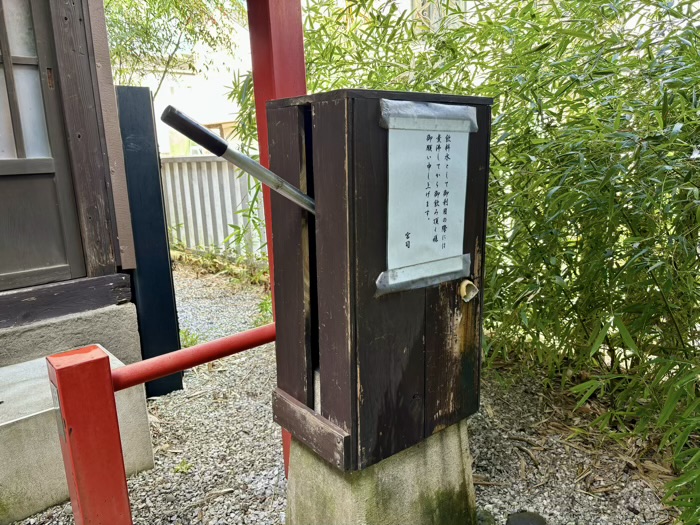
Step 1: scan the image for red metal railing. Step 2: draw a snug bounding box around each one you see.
[47,324,277,525]
[112,324,276,392]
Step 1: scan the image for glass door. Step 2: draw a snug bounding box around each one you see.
[0,0,85,291]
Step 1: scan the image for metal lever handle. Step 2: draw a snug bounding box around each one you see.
[161,105,316,215]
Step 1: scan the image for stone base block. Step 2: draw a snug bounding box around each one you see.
[0,303,142,368]
[0,348,153,524]
[288,419,476,525]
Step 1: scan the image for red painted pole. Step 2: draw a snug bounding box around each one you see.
[112,323,276,392]
[47,346,132,525]
[247,0,308,477]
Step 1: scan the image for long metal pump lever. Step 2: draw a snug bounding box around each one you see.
[161,106,316,215]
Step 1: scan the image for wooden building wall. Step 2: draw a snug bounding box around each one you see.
[0,0,134,295]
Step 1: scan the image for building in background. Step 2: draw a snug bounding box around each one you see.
[137,22,252,157]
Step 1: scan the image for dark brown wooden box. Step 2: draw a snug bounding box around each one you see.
[267,90,492,471]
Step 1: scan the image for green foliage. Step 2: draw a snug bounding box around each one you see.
[105,0,245,93]
[179,328,202,348]
[174,458,194,474]
[222,179,267,257]
[254,293,274,327]
[229,0,700,519]
[172,247,270,288]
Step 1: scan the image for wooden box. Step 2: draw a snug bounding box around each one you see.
[267,90,492,471]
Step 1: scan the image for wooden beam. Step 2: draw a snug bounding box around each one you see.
[311,96,357,456]
[116,86,182,397]
[7,56,40,65]
[0,265,72,294]
[0,274,131,329]
[0,158,54,176]
[268,105,314,407]
[272,389,352,471]
[424,105,491,436]
[82,0,136,269]
[49,0,116,276]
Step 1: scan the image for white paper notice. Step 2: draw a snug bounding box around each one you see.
[386,129,470,270]
[376,99,478,296]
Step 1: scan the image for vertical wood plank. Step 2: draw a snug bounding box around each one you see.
[82,0,136,269]
[170,163,182,244]
[116,86,182,396]
[207,161,220,246]
[177,162,192,248]
[50,0,115,275]
[229,165,240,222]
[227,165,240,253]
[197,162,206,247]
[30,0,86,279]
[167,164,177,235]
[78,0,122,268]
[352,97,426,468]
[424,104,491,435]
[187,162,200,248]
[313,96,356,460]
[268,105,313,407]
[196,161,209,248]
[216,162,229,247]
[161,163,173,241]
[239,175,254,257]
[217,166,224,245]
[185,163,193,246]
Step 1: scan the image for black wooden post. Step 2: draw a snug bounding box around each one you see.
[116,86,182,396]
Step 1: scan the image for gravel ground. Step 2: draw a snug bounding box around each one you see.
[18,269,675,525]
[470,377,675,525]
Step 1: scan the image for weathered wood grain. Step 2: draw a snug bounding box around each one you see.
[352,97,427,469]
[424,104,491,435]
[268,105,314,406]
[273,388,351,471]
[312,97,357,456]
[267,89,494,110]
[31,0,87,280]
[82,0,136,269]
[0,274,131,329]
[269,90,492,470]
[50,0,115,276]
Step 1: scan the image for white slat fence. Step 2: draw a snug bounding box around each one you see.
[160,156,266,257]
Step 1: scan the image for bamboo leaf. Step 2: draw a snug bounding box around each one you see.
[613,316,639,356]
[659,387,685,426]
[589,319,612,358]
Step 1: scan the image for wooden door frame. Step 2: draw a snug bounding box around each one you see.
[31,0,87,278]
[0,0,87,290]
[48,0,117,276]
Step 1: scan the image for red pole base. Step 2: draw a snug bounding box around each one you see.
[47,345,132,525]
[282,429,292,477]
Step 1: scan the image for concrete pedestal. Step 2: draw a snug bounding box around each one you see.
[0,347,153,524]
[0,303,143,367]
[287,419,476,525]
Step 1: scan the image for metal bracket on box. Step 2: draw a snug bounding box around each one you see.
[375,254,471,297]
